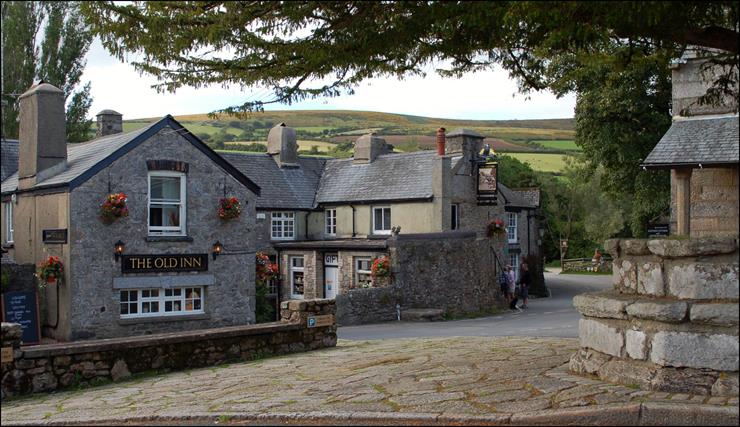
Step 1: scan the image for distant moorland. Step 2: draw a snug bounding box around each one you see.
[121,110,579,173]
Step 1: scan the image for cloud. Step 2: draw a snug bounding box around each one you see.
[81,39,575,121]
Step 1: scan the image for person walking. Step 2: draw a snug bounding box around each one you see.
[519,261,531,309]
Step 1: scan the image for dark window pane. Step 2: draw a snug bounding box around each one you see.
[165,301,172,311]
[150,207,163,226]
[130,304,138,314]
[121,305,128,315]
[383,208,391,230]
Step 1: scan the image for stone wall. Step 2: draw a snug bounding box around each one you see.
[570,237,739,396]
[1,299,336,399]
[670,167,739,238]
[391,232,500,316]
[1,258,35,293]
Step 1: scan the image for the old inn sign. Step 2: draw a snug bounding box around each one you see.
[121,254,208,274]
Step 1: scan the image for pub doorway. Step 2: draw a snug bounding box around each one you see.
[324,253,338,299]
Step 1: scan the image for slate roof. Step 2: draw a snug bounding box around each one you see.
[1,116,260,196]
[316,151,437,204]
[1,139,19,182]
[220,153,325,210]
[511,188,540,208]
[499,183,536,209]
[642,115,739,168]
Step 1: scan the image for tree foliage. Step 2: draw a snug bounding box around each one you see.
[1,1,93,142]
[81,1,738,113]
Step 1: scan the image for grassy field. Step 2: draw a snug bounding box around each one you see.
[533,140,580,151]
[507,153,570,173]
[119,110,577,173]
[229,140,336,152]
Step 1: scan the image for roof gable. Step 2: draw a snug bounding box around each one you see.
[2,116,260,196]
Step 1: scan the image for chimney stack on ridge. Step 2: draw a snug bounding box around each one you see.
[96,110,123,137]
[18,82,67,190]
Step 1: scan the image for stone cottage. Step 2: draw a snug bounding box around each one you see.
[570,52,739,396]
[1,83,261,341]
[222,125,542,323]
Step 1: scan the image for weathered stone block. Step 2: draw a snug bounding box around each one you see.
[572,293,632,319]
[711,373,739,397]
[579,318,624,357]
[650,332,739,371]
[648,238,738,257]
[603,239,620,257]
[599,358,656,388]
[31,372,57,393]
[14,359,35,369]
[621,240,651,255]
[650,367,718,395]
[667,263,739,299]
[110,360,131,382]
[613,260,637,292]
[53,356,71,367]
[569,348,611,375]
[625,301,687,322]
[626,330,647,360]
[690,303,740,326]
[637,262,664,296]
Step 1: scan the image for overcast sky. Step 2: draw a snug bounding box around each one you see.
[81,38,576,121]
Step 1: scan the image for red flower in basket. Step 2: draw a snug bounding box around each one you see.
[487,218,506,238]
[371,256,390,279]
[218,197,242,220]
[37,256,63,284]
[100,192,129,224]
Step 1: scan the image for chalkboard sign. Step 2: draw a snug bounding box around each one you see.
[2,290,41,345]
[647,223,670,237]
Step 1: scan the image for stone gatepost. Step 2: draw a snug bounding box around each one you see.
[570,238,739,396]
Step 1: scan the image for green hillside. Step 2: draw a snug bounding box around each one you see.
[122,109,578,172]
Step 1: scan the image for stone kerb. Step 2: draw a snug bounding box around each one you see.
[571,238,739,396]
[1,300,336,399]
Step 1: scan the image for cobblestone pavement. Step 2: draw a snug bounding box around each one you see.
[2,337,738,425]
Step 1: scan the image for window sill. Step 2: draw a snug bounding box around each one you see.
[118,312,209,325]
[146,235,194,242]
[1,243,13,249]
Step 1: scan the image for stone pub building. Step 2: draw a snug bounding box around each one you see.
[1,83,260,341]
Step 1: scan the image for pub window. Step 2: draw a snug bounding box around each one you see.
[372,206,391,235]
[3,202,12,243]
[325,209,337,236]
[271,212,295,240]
[290,256,304,299]
[148,171,186,235]
[120,286,203,318]
[507,212,518,243]
[451,204,459,230]
[355,257,373,288]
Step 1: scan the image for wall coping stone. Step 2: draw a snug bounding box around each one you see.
[647,238,738,258]
[21,322,301,358]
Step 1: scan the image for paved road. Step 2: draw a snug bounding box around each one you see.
[338,271,612,340]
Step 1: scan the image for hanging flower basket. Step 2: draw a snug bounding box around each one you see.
[256,252,278,283]
[487,219,506,238]
[371,256,390,279]
[100,192,129,224]
[37,256,63,286]
[218,197,242,220]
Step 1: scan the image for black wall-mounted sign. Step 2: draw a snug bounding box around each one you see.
[2,290,41,345]
[647,223,670,237]
[42,229,67,244]
[121,254,208,274]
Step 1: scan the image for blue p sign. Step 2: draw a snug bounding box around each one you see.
[308,317,316,327]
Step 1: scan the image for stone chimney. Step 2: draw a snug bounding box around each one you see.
[436,127,446,156]
[446,128,485,174]
[671,51,739,117]
[267,123,298,168]
[353,133,389,164]
[96,109,123,137]
[18,82,67,190]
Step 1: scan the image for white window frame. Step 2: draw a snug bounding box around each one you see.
[4,202,12,244]
[372,206,391,235]
[271,212,295,240]
[119,286,204,319]
[509,254,519,283]
[325,209,337,236]
[289,256,305,299]
[507,212,518,243]
[148,171,187,236]
[451,204,460,230]
[355,257,373,288]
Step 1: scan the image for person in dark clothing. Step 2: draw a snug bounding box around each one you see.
[518,261,531,309]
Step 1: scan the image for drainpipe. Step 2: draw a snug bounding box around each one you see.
[350,204,356,237]
[526,211,531,257]
[304,211,309,240]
